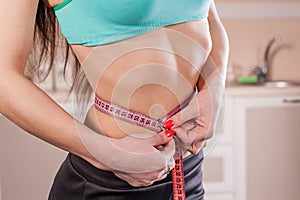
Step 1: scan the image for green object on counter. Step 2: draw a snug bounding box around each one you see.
[237,76,258,84]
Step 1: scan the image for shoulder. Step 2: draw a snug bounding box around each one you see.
[0,0,40,70]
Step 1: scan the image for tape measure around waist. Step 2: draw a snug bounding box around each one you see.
[94,96,162,132]
[94,95,191,200]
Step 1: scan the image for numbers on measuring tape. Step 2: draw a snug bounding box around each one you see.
[172,139,186,200]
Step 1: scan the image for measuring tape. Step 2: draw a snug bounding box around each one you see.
[94,95,187,200]
[172,137,186,200]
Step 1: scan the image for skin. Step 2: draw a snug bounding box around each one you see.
[82,20,211,140]
[0,0,228,187]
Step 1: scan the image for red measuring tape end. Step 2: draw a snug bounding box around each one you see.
[172,137,186,200]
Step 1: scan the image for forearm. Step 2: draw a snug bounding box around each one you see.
[0,69,90,158]
[0,70,173,173]
[190,1,229,142]
[0,0,91,164]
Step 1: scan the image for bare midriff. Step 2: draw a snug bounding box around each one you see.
[72,19,212,142]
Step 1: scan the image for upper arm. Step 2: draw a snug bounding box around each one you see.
[197,0,229,89]
[207,0,229,71]
[0,0,39,73]
[208,0,222,24]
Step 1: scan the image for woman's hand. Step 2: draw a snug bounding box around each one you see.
[108,131,176,173]
[166,81,224,154]
[113,165,171,187]
[113,133,175,187]
[75,122,175,185]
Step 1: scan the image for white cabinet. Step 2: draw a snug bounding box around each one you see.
[202,96,236,199]
[234,95,300,200]
[203,90,300,200]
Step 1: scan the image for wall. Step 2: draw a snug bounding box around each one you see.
[216,0,300,82]
[0,116,67,200]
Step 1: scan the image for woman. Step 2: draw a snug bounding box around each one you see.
[0,0,228,199]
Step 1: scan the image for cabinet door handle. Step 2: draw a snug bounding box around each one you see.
[283,99,300,103]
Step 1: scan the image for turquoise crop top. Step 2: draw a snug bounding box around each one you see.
[54,0,212,46]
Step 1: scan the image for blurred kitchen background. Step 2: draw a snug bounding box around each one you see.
[1,0,300,200]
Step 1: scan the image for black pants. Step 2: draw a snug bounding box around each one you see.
[48,151,205,200]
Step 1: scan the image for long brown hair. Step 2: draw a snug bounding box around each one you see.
[28,1,92,106]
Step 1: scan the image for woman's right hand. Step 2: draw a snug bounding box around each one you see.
[108,131,175,173]
[110,132,175,187]
[112,161,172,187]
[76,123,175,185]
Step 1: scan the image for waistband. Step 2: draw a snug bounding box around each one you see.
[69,151,203,190]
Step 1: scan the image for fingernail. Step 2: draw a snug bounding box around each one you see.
[165,129,175,137]
[163,120,175,129]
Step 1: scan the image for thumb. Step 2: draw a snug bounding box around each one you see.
[166,108,197,129]
[166,95,200,128]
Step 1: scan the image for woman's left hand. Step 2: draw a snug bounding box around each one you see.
[166,81,224,154]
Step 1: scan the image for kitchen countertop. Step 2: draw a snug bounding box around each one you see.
[225,83,300,97]
[48,82,300,100]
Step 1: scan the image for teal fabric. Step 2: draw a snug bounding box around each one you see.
[54,0,212,46]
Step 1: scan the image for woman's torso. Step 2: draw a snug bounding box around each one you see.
[47,0,212,147]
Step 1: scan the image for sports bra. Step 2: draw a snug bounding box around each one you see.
[54,0,212,46]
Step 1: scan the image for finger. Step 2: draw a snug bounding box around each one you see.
[156,173,168,182]
[155,168,170,182]
[187,140,206,154]
[159,139,175,161]
[114,171,156,187]
[193,121,214,140]
[150,131,172,146]
[147,167,169,181]
[113,172,142,187]
[166,156,175,170]
[177,122,212,145]
[180,119,198,130]
[155,145,164,151]
[173,125,209,155]
[167,96,201,128]
[173,127,196,146]
[155,165,172,182]
[131,180,154,187]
